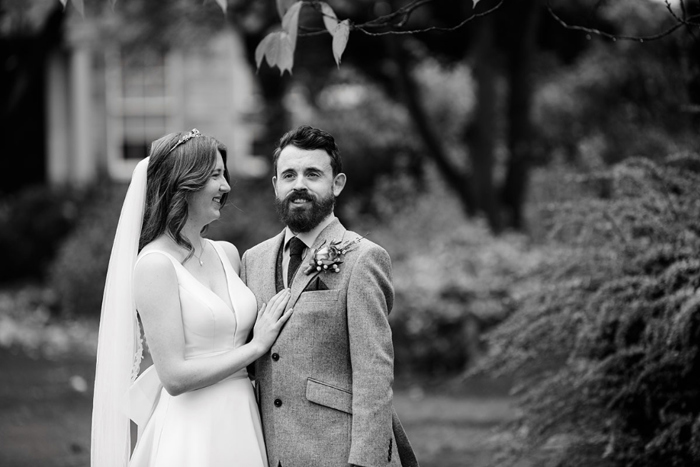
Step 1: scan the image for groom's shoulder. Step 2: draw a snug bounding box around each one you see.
[245,233,282,258]
[345,230,390,258]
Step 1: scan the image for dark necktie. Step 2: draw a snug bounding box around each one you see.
[287,237,306,286]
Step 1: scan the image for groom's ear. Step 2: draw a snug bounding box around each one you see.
[272,175,278,197]
[332,173,346,197]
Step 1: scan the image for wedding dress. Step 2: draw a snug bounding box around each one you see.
[128,240,268,467]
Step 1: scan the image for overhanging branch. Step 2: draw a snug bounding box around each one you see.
[299,0,699,42]
[546,0,700,43]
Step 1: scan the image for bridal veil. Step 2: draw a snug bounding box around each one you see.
[91,157,149,467]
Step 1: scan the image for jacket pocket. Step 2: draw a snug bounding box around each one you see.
[299,289,340,302]
[305,377,353,414]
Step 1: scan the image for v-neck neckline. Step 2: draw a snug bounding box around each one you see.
[145,242,236,316]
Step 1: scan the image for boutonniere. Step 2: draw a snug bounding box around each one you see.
[303,236,365,275]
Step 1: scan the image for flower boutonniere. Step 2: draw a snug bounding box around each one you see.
[302,236,365,275]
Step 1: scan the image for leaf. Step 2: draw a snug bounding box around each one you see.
[472,0,482,8]
[215,0,226,14]
[276,32,295,75]
[331,19,350,67]
[276,0,298,20]
[319,2,339,34]
[255,33,276,69]
[281,1,302,52]
[254,31,294,75]
[71,0,84,16]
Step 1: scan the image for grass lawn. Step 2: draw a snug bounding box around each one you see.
[0,349,94,467]
[0,349,517,467]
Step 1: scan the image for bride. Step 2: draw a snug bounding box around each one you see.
[91,129,292,467]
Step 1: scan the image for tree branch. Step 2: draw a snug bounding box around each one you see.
[546,0,700,43]
[296,0,504,38]
[355,0,504,36]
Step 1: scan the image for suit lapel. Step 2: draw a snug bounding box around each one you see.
[258,230,285,300]
[288,218,347,309]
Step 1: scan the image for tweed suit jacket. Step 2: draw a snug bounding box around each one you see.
[241,218,418,467]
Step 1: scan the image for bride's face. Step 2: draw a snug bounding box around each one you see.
[187,151,230,225]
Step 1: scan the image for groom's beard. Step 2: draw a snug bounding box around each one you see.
[275,189,335,233]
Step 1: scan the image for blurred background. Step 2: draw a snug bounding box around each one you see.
[1,0,699,466]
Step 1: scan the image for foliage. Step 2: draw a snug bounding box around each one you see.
[48,182,125,317]
[0,185,84,283]
[477,154,700,466]
[535,39,697,166]
[255,1,350,74]
[349,169,544,376]
[0,285,97,358]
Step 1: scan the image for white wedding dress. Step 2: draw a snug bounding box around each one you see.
[128,240,268,467]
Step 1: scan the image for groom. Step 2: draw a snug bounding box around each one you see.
[241,126,418,467]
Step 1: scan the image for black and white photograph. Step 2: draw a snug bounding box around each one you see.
[1,1,699,466]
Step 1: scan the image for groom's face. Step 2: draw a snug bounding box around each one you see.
[273,145,346,233]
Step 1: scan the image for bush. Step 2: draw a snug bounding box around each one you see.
[0,185,84,283]
[0,285,97,358]
[350,170,543,376]
[478,154,700,466]
[48,183,126,316]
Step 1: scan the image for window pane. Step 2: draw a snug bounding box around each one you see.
[118,49,170,162]
[122,141,149,160]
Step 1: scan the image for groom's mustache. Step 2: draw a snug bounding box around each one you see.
[285,190,315,203]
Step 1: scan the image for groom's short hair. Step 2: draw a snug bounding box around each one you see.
[272,125,342,177]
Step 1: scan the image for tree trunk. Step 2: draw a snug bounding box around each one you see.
[467,15,502,233]
[255,66,290,154]
[501,0,540,230]
[230,9,292,158]
[386,35,477,216]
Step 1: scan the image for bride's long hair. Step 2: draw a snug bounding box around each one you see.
[138,131,229,255]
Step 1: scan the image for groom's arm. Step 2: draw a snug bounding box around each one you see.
[346,243,396,467]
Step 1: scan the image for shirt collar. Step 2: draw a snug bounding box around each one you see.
[284,213,336,251]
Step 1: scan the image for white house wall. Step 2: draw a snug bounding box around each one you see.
[46,28,265,187]
[46,46,96,187]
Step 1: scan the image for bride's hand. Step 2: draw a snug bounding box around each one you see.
[251,289,293,353]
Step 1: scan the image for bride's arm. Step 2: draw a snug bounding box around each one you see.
[133,253,291,396]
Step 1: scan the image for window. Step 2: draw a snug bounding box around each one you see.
[105,48,183,180]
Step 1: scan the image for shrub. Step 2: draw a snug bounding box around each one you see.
[48,183,126,316]
[351,170,543,376]
[0,285,97,358]
[0,185,84,282]
[478,154,700,466]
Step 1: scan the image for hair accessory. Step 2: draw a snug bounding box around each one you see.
[167,128,202,154]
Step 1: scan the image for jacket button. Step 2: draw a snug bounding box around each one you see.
[274,398,282,407]
[271,353,279,361]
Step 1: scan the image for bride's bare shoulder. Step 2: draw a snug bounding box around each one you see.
[140,237,184,260]
[136,237,180,276]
